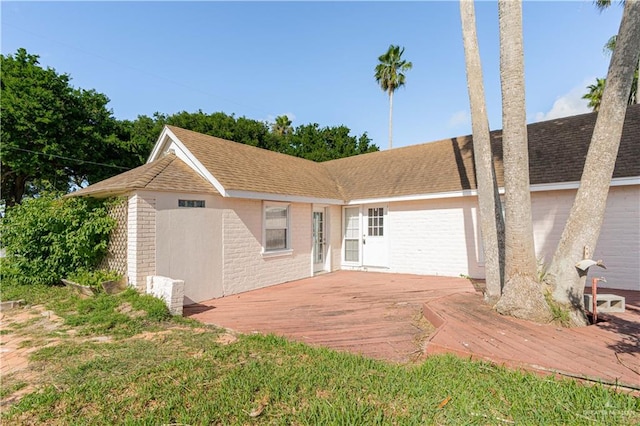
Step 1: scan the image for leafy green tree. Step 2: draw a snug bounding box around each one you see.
[375,45,413,149]
[128,110,377,162]
[288,124,377,162]
[0,49,131,207]
[0,193,115,286]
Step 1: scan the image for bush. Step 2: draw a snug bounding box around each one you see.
[67,269,122,289]
[0,193,116,286]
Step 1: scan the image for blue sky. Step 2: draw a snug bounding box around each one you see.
[1,1,623,149]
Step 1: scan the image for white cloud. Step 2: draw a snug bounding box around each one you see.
[534,83,592,122]
[447,110,470,127]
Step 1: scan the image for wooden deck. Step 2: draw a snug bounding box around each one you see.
[185,271,640,391]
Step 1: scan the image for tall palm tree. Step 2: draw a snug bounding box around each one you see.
[582,78,607,111]
[547,0,640,326]
[494,0,552,322]
[375,45,412,149]
[459,0,505,304]
[271,115,293,136]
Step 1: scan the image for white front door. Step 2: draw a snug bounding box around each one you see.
[362,205,388,267]
[313,209,327,273]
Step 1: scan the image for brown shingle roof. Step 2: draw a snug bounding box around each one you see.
[324,103,639,200]
[166,126,344,200]
[71,153,217,197]
[75,105,638,201]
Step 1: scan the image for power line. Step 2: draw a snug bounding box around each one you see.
[2,146,131,170]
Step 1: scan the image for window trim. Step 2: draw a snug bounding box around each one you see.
[262,202,292,255]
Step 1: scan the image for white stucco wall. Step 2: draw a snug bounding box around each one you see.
[221,198,313,296]
[153,191,224,304]
[531,185,639,291]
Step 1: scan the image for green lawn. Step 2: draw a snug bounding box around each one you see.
[2,281,638,425]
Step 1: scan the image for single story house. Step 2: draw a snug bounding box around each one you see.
[73,105,640,303]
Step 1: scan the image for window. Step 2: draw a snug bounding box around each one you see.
[344,207,360,262]
[178,199,205,208]
[367,207,384,236]
[264,204,290,251]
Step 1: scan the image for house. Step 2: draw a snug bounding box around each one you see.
[73,105,640,303]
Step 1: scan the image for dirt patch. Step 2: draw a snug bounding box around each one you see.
[1,308,226,409]
[115,302,146,319]
[0,305,67,409]
[216,333,238,345]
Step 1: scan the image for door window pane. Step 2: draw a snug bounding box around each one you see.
[368,207,384,237]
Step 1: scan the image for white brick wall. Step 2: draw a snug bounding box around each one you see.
[146,275,185,315]
[127,193,156,289]
[532,185,639,291]
[387,198,482,277]
[372,185,639,291]
[221,199,312,295]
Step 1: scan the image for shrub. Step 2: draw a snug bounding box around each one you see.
[67,269,122,289]
[0,193,116,286]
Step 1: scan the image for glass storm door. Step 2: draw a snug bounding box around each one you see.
[313,210,326,273]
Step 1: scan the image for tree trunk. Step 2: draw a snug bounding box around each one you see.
[459,0,505,304]
[388,89,394,149]
[547,0,640,327]
[494,0,552,322]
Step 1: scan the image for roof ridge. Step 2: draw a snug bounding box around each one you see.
[143,152,179,186]
[166,125,322,167]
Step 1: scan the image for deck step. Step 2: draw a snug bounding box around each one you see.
[583,294,625,313]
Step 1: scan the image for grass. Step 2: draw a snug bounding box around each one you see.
[2,280,639,425]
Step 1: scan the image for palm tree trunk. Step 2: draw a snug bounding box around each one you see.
[636,55,640,104]
[547,0,640,326]
[494,0,552,322]
[388,89,394,149]
[459,0,505,304]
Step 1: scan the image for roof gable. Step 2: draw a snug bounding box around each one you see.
[71,153,217,198]
[159,126,345,202]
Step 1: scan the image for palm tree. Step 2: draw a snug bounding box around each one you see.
[494,0,552,322]
[591,1,638,105]
[271,115,293,137]
[375,45,412,149]
[547,0,640,326]
[582,78,607,111]
[582,35,638,108]
[459,0,505,304]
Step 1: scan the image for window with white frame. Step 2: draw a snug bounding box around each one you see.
[264,204,290,251]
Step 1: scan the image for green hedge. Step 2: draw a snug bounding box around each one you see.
[0,193,116,286]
